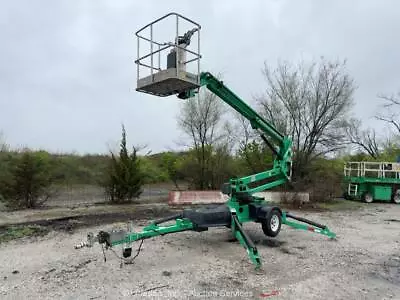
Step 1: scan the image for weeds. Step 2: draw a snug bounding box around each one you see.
[0,225,48,243]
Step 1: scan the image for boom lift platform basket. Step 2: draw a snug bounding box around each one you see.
[75,12,337,270]
[135,13,201,97]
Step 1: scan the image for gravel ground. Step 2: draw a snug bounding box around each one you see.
[0,203,399,300]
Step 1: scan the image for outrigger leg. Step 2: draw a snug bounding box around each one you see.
[282,211,336,239]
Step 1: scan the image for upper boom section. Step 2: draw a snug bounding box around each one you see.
[197,72,285,146]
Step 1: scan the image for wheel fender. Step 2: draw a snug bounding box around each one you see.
[258,205,282,221]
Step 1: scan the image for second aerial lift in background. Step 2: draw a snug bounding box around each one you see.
[75,13,336,270]
[343,161,400,203]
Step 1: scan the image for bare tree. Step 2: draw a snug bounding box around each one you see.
[177,88,226,189]
[344,118,380,158]
[375,91,400,135]
[231,112,273,174]
[256,57,356,178]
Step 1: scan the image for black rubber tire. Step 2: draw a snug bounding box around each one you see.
[262,209,282,237]
[392,189,400,204]
[362,192,373,203]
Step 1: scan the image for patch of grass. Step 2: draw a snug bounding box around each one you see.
[0,225,49,243]
[315,198,365,211]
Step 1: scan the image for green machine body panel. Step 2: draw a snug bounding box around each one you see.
[371,185,392,201]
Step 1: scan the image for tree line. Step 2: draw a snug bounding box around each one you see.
[175,57,400,193]
[1,57,400,209]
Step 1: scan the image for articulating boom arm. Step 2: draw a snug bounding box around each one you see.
[178,72,293,199]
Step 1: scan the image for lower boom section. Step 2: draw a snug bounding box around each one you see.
[75,203,336,269]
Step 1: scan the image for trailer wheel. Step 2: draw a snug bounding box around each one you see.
[362,192,373,203]
[262,209,282,237]
[393,190,400,204]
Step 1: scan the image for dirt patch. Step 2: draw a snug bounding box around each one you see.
[369,255,400,286]
[0,205,179,242]
[256,239,286,248]
[384,219,400,223]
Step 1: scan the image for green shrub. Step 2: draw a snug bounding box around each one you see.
[0,149,54,209]
[102,125,144,203]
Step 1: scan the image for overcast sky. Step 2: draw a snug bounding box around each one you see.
[1,0,400,154]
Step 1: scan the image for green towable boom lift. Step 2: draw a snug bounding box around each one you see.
[75,13,336,269]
